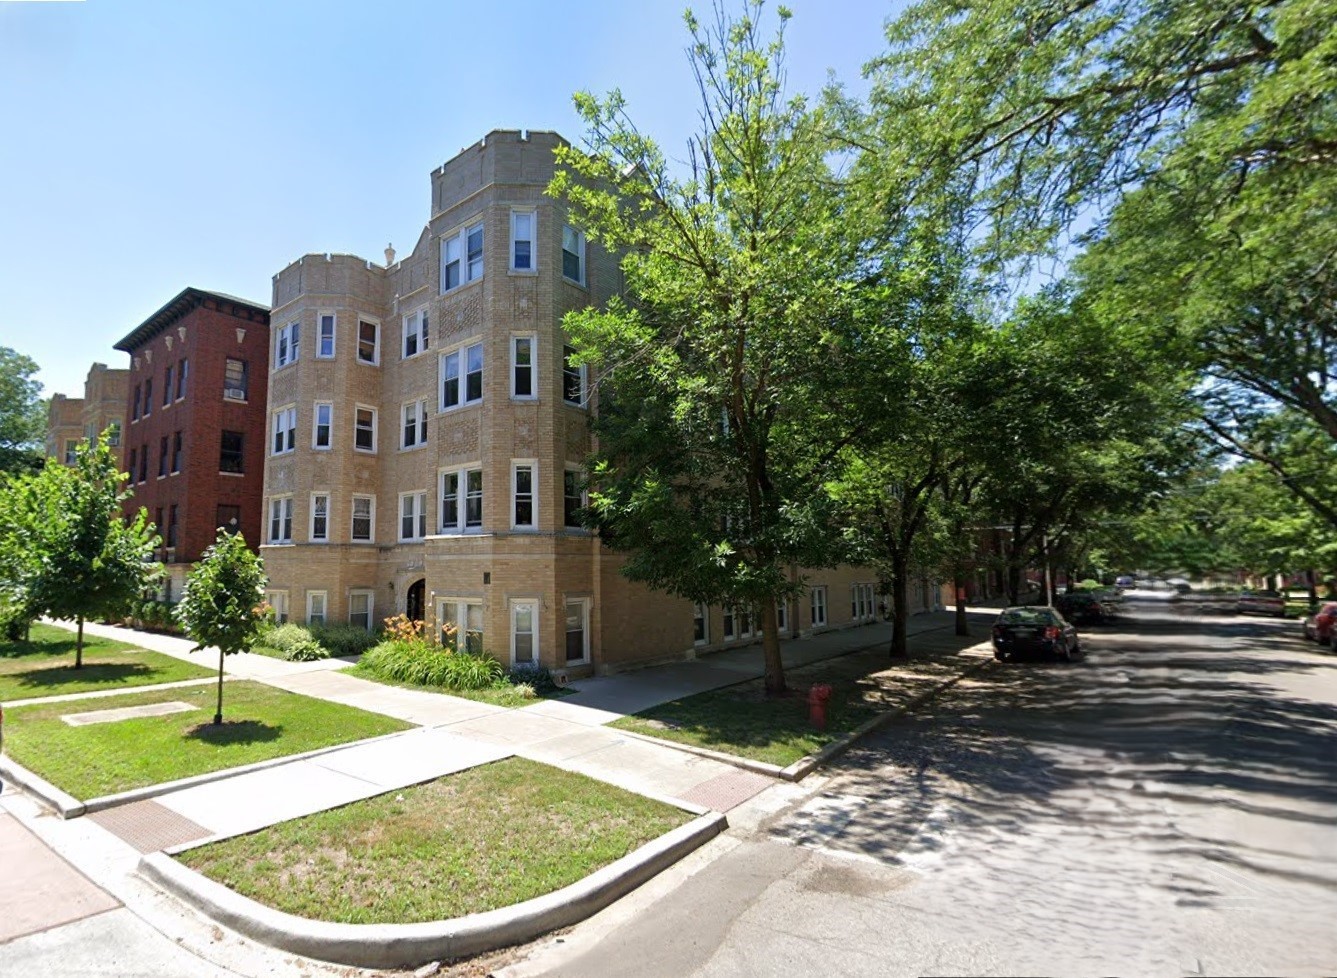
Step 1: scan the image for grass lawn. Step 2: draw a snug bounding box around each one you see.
[177,756,690,924]
[609,644,972,767]
[0,623,214,702]
[610,681,882,767]
[346,661,572,709]
[0,681,411,799]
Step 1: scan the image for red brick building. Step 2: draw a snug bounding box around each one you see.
[114,287,270,595]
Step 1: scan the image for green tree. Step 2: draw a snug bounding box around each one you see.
[550,2,897,694]
[15,433,161,666]
[869,0,1334,265]
[175,530,267,725]
[0,347,47,474]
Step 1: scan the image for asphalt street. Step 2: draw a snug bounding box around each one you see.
[504,600,1337,978]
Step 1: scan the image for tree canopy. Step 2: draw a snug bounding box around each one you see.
[0,347,47,474]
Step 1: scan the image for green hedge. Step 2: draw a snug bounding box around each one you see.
[359,640,505,690]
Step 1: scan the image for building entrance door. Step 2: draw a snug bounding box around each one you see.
[406,579,425,623]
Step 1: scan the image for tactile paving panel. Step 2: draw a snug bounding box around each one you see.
[88,799,212,853]
[678,769,775,812]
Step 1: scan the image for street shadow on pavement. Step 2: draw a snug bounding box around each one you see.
[765,608,1337,901]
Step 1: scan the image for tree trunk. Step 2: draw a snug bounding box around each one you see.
[889,554,910,658]
[1006,563,1021,606]
[75,615,85,669]
[953,570,970,637]
[759,595,786,696]
[1307,569,1318,609]
[214,648,225,725]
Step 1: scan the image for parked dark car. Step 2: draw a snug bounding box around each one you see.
[1056,592,1114,625]
[1236,589,1286,616]
[1302,602,1337,645]
[991,606,1081,662]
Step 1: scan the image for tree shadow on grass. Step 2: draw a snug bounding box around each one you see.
[13,661,153,689]
[0,637,83,659]
[184,720,284,745]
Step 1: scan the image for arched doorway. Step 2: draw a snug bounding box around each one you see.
[406,579,426,624]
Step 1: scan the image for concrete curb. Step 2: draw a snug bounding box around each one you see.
[1,725,421,820]
[139,811,728,970]
[0,753,86,818]
[780,649,996,781]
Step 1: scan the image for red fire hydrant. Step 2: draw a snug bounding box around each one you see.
[807,684,833,729]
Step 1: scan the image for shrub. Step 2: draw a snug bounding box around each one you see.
[285,638,330,662]
[360,639,505,691]
[268,623,317,655]
[509,662,559,694]
[310,621,379,657]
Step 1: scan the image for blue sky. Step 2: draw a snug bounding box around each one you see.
[0,0,903,400]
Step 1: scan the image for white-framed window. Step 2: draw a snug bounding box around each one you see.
[224,358,248,400]
[351,494,375,543]
[402,307,429,359]
[738,606,754,639]
[722,606,736,641]
[564,598,590,664]
[317,312,336,358]
[354,405,377,453]
[176,359,188,400]
[438,597,483,653]
[400,491,427,542]
[348,589,375,632]
[511,334,536,399]
[310,493,329,542]
[265,590,289,625]
[510,209,536,271]
[271,406,297,455]
[777,599,789,633]
[811,586,828,627]
[441,220,484,292]
[510,599,538,666]
[693,603,708,646]
[853,583,875,621]
[313,401,332,450]
[268,496,293,544]
[356,318,380,365]
[306,590,327,625]
[439,467,483,533]
[562,344,585,406]
[562,224,585,285]
[512,461,536,530]
[440,341,484,410]
[276,321,300,368]
[563,466,586,528]
[401,399,428,449]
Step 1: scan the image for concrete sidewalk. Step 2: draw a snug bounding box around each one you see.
[4,610,995,973]
[38,609,990,815]
[20,609,991,835]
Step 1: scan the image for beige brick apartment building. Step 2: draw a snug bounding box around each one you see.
[45,363,128,467]
[261,129,941,675]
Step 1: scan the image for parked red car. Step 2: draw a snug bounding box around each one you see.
[1302,602,1337,645]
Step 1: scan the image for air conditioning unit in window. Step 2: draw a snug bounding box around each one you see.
[223,389,245,401]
